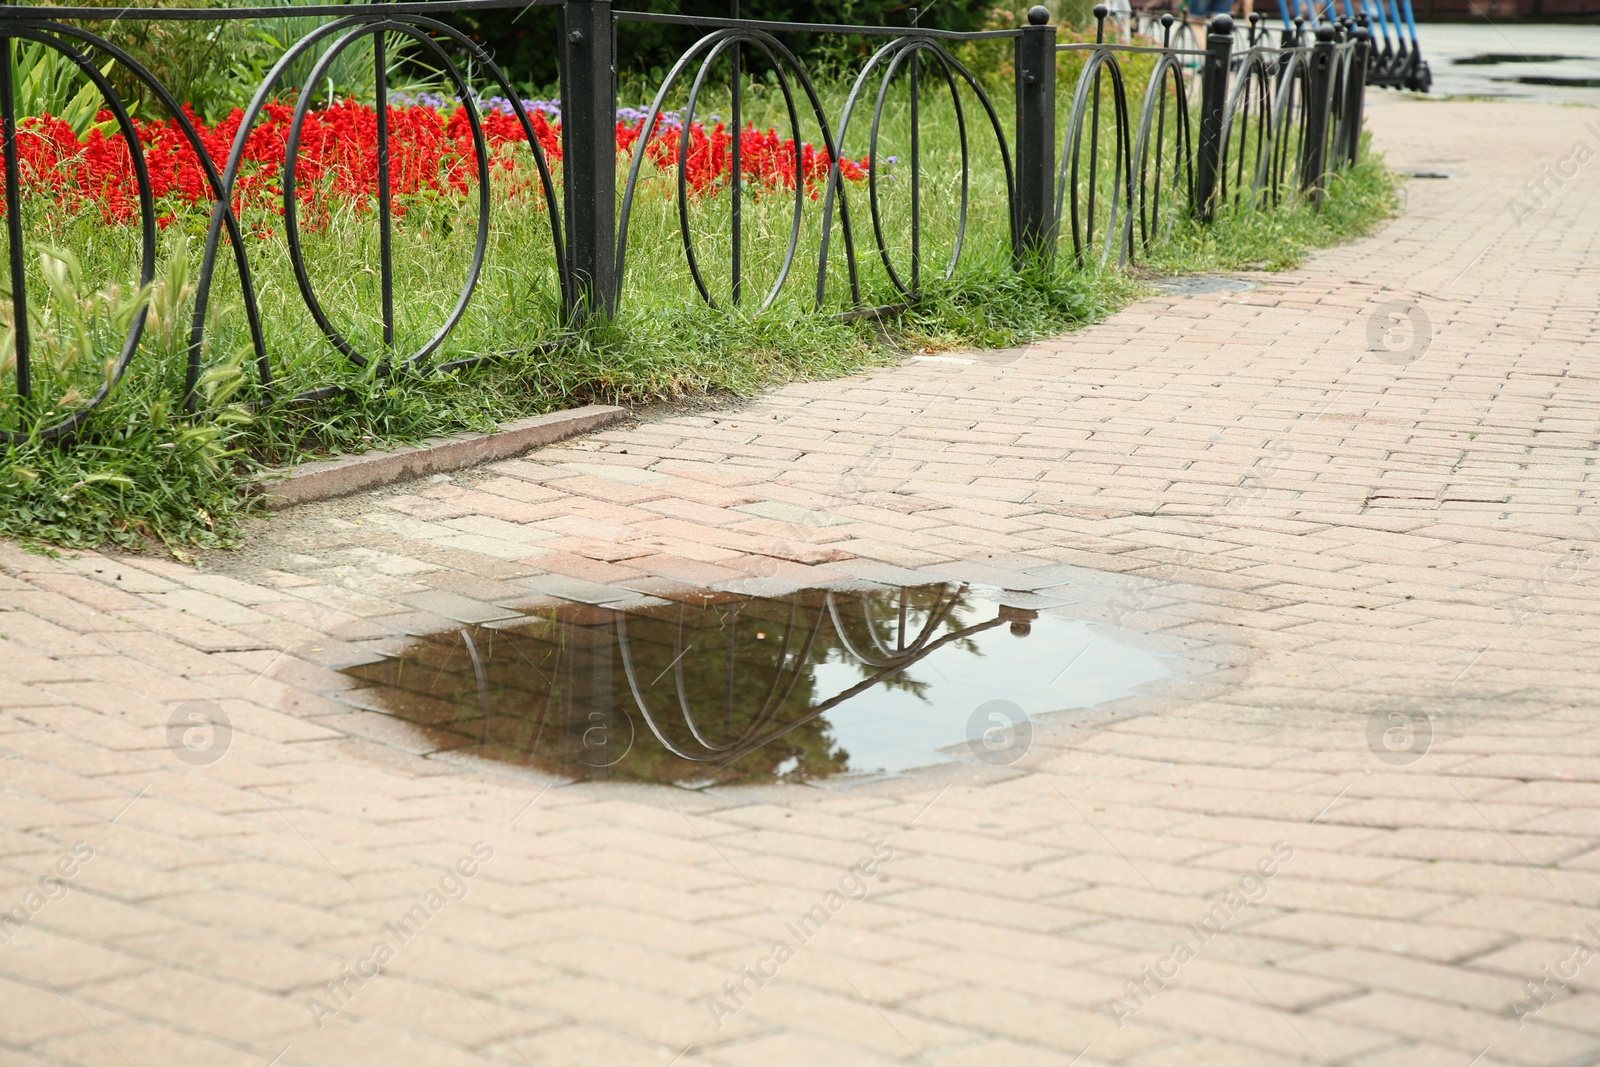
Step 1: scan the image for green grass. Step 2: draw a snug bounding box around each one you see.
[0,63,1399,554]
[1139,152,1401,274]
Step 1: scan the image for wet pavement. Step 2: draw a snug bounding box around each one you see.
[1412,24,1600,101]
[1,95,1598,1067]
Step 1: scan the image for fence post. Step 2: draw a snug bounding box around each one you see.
[560,0,618,319]
[1344,27,1370,167]
[0,38,31,402]
[1192,13,1233,222]
[1299,25,1337,201]
[1013,5,1056,264]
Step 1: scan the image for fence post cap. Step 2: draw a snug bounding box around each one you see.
[1027,5,1051,24]
[1353,25,1370,40]
[1315,24,1336,42]
[1092,3,1109,19]
[1208,12,1234,34]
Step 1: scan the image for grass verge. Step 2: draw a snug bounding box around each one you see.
[0,150,1398,555]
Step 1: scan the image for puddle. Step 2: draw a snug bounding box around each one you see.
[341,581,1172,786]
[1148,276,1255,296]
[1494,75,1600,88]
[1453,54,1586,65]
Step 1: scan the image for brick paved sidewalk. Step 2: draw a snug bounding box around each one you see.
[2,97,1598,1067]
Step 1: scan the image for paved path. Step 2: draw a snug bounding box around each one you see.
[3,96,1599,1067]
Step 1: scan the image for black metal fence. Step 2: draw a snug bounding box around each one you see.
[0,0,1377,443]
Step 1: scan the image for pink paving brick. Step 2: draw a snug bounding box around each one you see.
[1,97,1597,1067]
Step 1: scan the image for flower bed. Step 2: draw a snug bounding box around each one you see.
[11,98,872,228]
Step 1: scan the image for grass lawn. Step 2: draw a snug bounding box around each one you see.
[0,49,1399,553]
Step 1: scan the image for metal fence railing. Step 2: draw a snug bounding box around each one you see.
[0,0,1382,443]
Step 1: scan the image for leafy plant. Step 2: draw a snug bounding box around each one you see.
[62,0,265,122]
[230,4,439,112]
[0,242,152,417]
[8,40,118,134]
[0,239,253,552]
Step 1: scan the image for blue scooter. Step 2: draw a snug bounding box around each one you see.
[1397,0,1432,90]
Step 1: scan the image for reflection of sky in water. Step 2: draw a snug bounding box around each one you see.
[810,598,1167,775]
[348,581,1178,786]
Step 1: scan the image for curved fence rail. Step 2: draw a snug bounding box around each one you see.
[0,0,1381,446]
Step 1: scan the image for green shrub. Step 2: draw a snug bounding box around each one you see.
[437,0,995,90]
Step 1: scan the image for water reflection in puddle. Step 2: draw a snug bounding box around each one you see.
[343,582,1170,786]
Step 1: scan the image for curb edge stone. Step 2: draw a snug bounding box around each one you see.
[254,404,629,510]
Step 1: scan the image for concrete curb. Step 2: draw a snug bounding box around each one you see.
[254,405,629,510]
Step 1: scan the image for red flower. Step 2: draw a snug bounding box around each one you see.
[5,101,869,228]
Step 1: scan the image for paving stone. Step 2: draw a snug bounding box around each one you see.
[513,574,639,605]
[3,97,1600,1067]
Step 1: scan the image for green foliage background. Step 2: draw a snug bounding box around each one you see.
[438,0,997,91]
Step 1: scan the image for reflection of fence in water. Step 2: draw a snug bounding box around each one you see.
[346,582,1050,782]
